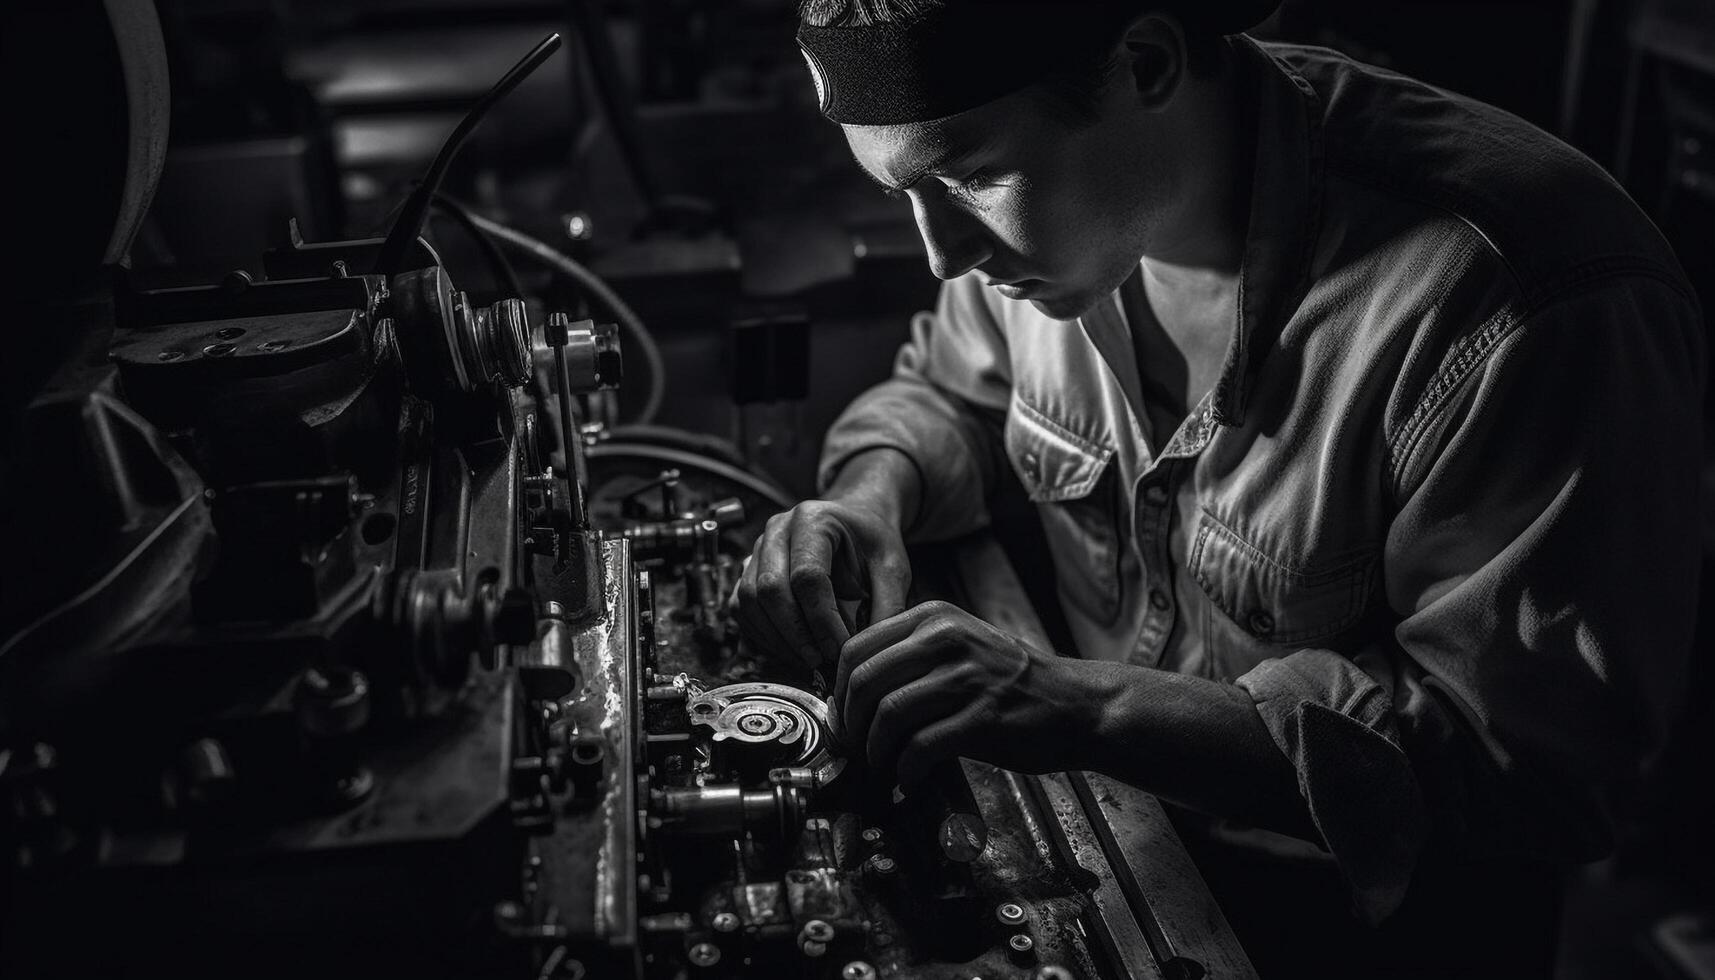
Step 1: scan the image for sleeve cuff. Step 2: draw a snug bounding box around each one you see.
[1237,651,1433,923]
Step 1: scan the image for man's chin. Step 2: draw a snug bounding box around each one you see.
[1025,291,1098,322]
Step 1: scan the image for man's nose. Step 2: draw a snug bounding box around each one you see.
[910,190,991,281]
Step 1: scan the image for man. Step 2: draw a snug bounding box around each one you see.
[734,0,1706,973]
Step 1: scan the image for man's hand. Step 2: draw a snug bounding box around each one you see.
[833,600,1105,787]
[733,496,912,671]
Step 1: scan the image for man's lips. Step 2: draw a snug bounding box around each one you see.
[986,277,1042,298]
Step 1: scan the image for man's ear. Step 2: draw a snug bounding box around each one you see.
[1122,12,1187,110]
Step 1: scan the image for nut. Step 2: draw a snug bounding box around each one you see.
[687,943,721,968]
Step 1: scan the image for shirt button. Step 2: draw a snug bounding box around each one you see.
[1144,485,1169,507]
[1149,589,1171,611]
[1248,610,1275,636]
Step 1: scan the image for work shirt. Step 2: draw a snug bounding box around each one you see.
[818,37,1706,921]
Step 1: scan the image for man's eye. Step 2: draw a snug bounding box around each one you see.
[944,169,998,193]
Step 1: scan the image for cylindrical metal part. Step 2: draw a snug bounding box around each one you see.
[484,298,533,386]
[916,761,988,863]
[295,667,371,737]
[1008,933,1037,964]
[651,785,796,838]
[518,615,583,700]
[174,738,236,809]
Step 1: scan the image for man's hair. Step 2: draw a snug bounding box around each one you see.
[797,0,1221,125]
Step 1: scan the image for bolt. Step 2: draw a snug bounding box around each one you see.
[996,902,1027,927]
[860,827,883,843]
[712,911,740,933]
[869,855,896,876]
[329,260,350,278]
[842,962,878,980]
[687,943,721,968]
[564,212,593,241]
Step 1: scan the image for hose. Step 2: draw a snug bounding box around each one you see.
[586,442,796,513]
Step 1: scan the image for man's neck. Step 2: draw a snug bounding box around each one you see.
[1143,40,1254,275]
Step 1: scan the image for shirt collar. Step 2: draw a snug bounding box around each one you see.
[1210,35,1325,428]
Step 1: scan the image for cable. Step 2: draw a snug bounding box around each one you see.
[463,210,667,427]
[372,32,563,277]
[429,193,526,300]
[586,442,796,513]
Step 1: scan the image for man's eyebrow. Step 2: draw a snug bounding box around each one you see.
[856,141,983,197]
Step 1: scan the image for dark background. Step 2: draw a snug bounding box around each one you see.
[9,1,1715,975]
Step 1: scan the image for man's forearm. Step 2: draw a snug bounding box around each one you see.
[825,447,924,534]
[1081,662,1318,841]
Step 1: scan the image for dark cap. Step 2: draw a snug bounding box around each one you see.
[797,0,1282,125]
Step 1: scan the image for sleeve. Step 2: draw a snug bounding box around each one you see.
[817,274,1015,542]
[1235,277,1707,922]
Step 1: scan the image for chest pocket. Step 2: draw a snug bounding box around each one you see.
[1190,510,1378,650]
[1004,397,1124,625]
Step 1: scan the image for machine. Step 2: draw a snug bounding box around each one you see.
[0,16,1250,980]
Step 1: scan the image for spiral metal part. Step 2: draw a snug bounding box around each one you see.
[687,683,845,788]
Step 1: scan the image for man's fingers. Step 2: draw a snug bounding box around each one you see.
[838,622,950,749]
[866,674,969,778]
[832,602,943,724]
[754,518,824,667]
[734,548,796,662]
[895,707,979,789]
[787,518,851,666]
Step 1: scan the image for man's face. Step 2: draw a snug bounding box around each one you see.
[843,70,1172,320]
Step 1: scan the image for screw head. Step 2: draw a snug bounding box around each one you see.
[870,855,896,876]
[202,342,237,358]
[996,902,1027,926]
[1009,934,1034,953]
[860,827,883,843]
[687,943,721,968]
[842,962,878,980]
[258,339,293,352]
[157,349,185,362]
[803,919,835,943]
[712,912,740,933]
